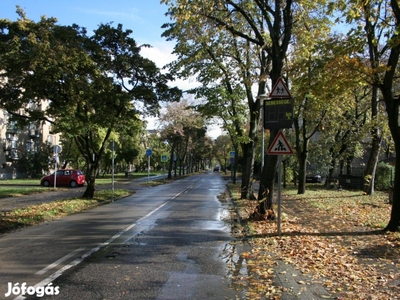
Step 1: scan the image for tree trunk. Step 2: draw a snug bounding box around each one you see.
[383,94,400,231]
[83,180,95,198]
[297,149,307,194]
[325,154,337,189]
[83,164,97,198]
[381,36,400,231]
[240,82,260,199]
[385,158,400,231]
[364,87,382,195]
[240,142,256,199]
[232,145,239,184]
[257,129,279,214]
[296,132,310,194]
[167,139,176,179]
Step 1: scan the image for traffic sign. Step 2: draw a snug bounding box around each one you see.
[145,149,152,156]
[229,151,235,158]
[161,154,169,162]
[267,131,293,155]
[269,77,291,98]
[264,97,294,129]
[53,145,62,154]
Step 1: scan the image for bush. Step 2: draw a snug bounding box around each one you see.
[375,162,394,190]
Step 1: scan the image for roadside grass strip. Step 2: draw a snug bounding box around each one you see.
[0,189,132,233]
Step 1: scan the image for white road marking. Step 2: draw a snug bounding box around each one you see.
[15,184,196,300]
[170,185,193,199]
[15,201,169,300]
[35,247,85,275]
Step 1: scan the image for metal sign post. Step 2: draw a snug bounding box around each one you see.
[161,154,168,180]
[267,130,293,235]
[146,149,152,183]
[148,156,150,182]
[53,145,61,188]
[112,140,115,194]
[277,155,282,235]
[54,155,57,188]
[264,78,294,235]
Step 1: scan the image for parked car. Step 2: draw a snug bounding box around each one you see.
[40,169,86,187]
[306,174,322,183]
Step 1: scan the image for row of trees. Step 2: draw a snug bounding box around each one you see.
[14,103,212,179]
[160,0,400,231]
[0,8,182,197]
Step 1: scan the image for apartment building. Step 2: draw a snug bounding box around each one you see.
[0,109,59,179]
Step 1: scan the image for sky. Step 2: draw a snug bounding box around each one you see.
[2,0,172,56]
[2,1,222,137]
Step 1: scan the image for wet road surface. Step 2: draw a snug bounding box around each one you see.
[0,172,243,299]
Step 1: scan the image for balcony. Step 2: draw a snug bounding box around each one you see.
[5,123,20,135]
[5,150,20,161]
[29,129,40,139]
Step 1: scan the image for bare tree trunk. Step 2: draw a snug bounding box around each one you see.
[240,141,257,199]
[297,149,307,194]
[364,88,382,195]
[257,129,279,215]
[83,164,97,198]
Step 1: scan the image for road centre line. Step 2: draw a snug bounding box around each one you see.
[16,201,169,300]
[35,247,85,276]
[170,185,193,200]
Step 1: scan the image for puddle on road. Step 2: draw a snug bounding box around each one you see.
[216,190,251,296]
[192,220,228,231]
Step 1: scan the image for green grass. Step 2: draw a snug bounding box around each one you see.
[284,184,390,229]
[0,172,160,185]
[0,172,161,198]
[0,172,164,233]
[0,189,132,233]
[0,187,53,198]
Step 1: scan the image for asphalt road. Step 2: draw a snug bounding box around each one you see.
[0,172,243,300]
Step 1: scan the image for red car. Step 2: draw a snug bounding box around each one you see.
[40,169,86,188]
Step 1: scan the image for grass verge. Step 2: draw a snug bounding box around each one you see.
[0,189,132,234]
[284,184,391,229]
[0,187,51,198]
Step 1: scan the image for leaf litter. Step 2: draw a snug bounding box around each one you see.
[228,185,400,299]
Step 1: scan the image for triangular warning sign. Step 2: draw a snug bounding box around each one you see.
[267,131,293,155]
[269,78,291,98]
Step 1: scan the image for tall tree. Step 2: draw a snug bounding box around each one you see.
[333,0,390,195]
[337,0,400,231]
[162,5,261,198]
[288,11,333,194]
[162,0,297,210]
[0,10,181,198]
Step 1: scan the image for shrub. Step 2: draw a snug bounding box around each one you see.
[375,162,394,190]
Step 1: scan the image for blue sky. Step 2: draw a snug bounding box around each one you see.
[1,1,180,70]
[2,0,170,45]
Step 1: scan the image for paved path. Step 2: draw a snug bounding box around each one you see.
[0,176,154,213]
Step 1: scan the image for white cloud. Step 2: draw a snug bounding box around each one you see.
[139,42,175,68]
[140,41,200,92]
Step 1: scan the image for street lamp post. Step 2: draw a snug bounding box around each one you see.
[256,94,270,171]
